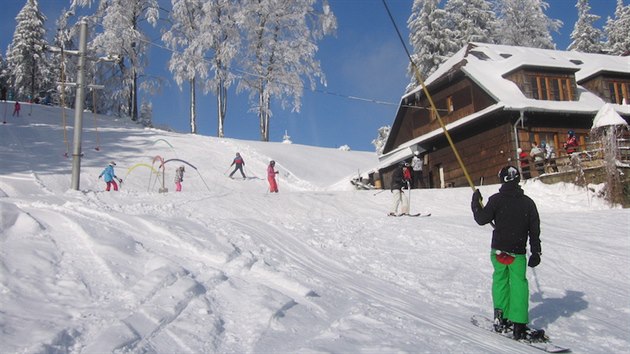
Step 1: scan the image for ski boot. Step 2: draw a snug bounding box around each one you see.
[493,309,512,333]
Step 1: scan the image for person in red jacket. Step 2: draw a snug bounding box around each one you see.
[12,101,20,116]
[563,130,579,155]
[267,160,279,193]
[517,148,531,180]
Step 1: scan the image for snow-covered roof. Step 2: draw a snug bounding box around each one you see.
[405,42,630,116]
[592,103,629,129]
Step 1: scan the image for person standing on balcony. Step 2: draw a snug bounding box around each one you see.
[563,130,579,155]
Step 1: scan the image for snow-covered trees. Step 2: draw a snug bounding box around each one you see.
[237,0,336,141]
[139,99,153,127]
[604,0,630,55]
[494,0,562,49]
[372,125,391,156]
[408,0,454,86]
[50,9,78,108]
[6,0,50,101]
[199,0,240,138]
[407,0,499,89]
[444,0,498,51]
[162,0,207,134]
[568,0,603,53]
[78,0,160,121]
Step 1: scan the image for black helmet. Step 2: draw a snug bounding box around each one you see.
[568,130,575,136]
[498,165,520,184]
[270,160,275,166]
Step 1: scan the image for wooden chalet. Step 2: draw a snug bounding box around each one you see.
[372,43,630,189]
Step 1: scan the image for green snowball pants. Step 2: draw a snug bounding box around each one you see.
[491,249,529,324]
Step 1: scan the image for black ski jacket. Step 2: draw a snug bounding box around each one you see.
[472,182,541,255]
[390,167,405,191]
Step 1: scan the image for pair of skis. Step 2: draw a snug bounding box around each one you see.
[388,212,431,217]
[388,182,430,217]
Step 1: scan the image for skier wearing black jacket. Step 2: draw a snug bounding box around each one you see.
[471,165,542,340]
[389,162,410,216]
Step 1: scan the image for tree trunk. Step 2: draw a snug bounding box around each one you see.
[217,79,226,137]
[131,69,138,121]
[190,77,197,134]
[259,91,270,142]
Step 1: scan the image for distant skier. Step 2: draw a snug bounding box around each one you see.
[267,160,279,193]
[229,152,246,179]
[174,165,185,192]
[12,101,20,117]
[411,151,424,188]
[98,161,122,191]
[471,165,542,340]
[388,162,410,216]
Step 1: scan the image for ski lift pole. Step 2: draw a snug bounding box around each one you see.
[70,19,88,191]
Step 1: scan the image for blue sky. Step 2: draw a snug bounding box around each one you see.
[1,0,626,151]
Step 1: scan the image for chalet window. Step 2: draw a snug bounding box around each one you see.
[607,81,630,104]
[527,75,574,101]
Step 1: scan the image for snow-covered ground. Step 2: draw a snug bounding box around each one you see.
[1,102,628,354]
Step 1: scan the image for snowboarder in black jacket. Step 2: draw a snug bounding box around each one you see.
[471,165,542,340]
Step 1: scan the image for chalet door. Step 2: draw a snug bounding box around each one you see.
[438,165,445,189]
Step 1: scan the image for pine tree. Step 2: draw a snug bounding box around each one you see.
[604,0,630,55]
[568,0,603,53]
[495,0,562,49]
[444,0,498,51]
[5,0,50,102]
[408,0,456,89]
[0,54,7,90]
[238,0,336,142]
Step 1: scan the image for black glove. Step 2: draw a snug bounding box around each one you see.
[471,189,482,212]
[528,253,541,268]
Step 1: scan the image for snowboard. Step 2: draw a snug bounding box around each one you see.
[470,314,570,353]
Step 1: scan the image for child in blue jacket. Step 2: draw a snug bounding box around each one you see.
[98,161,122,191]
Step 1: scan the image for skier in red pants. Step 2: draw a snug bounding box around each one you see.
[267,160,279,193]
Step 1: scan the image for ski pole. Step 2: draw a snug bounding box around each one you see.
[373,189,386,196]
[407,181,412,211]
